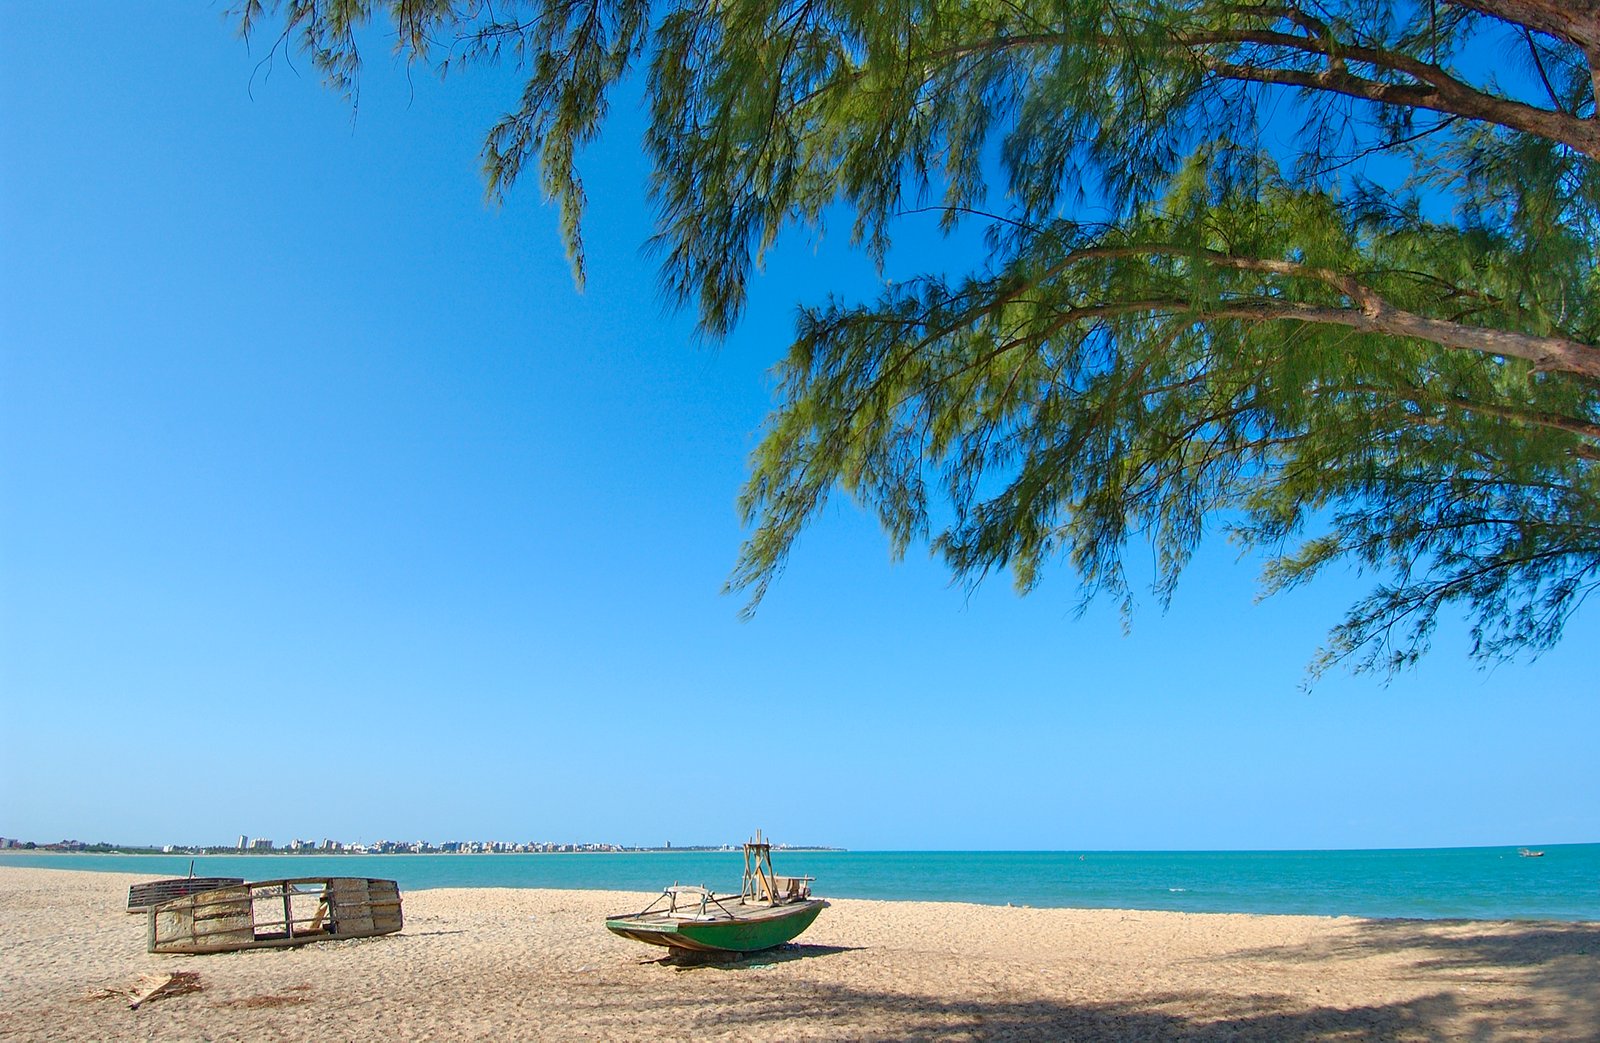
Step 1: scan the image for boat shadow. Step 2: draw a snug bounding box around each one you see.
[650,942,860,970]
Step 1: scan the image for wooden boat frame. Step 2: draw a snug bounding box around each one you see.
[127,876,246,913]
[147,877,402,955]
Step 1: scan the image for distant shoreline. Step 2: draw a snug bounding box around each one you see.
[3,841,1593,854]
[0,847,847,857]
[5,845,1596,921]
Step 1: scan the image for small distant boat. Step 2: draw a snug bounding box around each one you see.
[147,877,402,954]
[1518,848,1546,858]
[605,831,826,954]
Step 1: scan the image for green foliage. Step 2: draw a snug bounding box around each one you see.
[235,0,1600,676]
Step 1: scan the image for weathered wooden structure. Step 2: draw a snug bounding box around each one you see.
[740,829,815,905]
[127,877,245,913]
[147,878,402,954]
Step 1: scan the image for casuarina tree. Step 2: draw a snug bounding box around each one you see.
[233,0,1600,675]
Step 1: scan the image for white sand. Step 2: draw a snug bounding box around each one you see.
[1,866,1595,1040]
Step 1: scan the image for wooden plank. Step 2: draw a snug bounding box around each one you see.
[127,878,245,911]
[149,906,253,953]
[128,972,202,1009]
[179,886,253,911]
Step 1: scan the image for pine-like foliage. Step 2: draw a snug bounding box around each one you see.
[236,0,1600,675]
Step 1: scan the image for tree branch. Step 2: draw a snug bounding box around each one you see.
[1025,244,1600,380]
[1205,297,1600,379]
[1199,53,1600,157]
[1314,381,1600,457]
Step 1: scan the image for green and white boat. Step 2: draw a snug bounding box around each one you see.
[605,832,827,954]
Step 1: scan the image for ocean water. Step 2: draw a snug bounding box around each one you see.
[2,845,1595,921]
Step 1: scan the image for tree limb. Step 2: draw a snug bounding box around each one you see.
[1199,54,1600,157]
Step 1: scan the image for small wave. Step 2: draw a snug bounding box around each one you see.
[1168,887,1188,893]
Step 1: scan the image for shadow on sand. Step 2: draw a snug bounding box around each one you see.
[650,942,860,970]
[1217,918,1599,1041]
[594,980,1483,1041]
[622,921,1598,1039]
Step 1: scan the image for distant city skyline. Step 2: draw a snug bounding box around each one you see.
[0,835,833,855]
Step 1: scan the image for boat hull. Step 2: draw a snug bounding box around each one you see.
[606,899,826,953]
[127,877,246,913]
[147,877,403,954]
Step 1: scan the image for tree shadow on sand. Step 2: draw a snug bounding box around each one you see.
[599,981,1500,1041]
[612,923,1599,1038]
[1229,921,1597,977]
[1227,919,1598,970]
[1221,919,1599,1040]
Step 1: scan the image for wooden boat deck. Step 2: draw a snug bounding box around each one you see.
[615,898,824,926]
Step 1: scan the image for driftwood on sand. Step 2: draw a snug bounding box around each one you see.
[127,972,202,1010]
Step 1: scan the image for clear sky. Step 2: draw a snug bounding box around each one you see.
[1,5,1594,852]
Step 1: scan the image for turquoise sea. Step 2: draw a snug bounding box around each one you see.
[3,845,1595,921]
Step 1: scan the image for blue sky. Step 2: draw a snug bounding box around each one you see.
[1,5,1595,852]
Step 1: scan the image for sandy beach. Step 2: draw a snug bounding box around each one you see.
[1,866,1595,1041]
